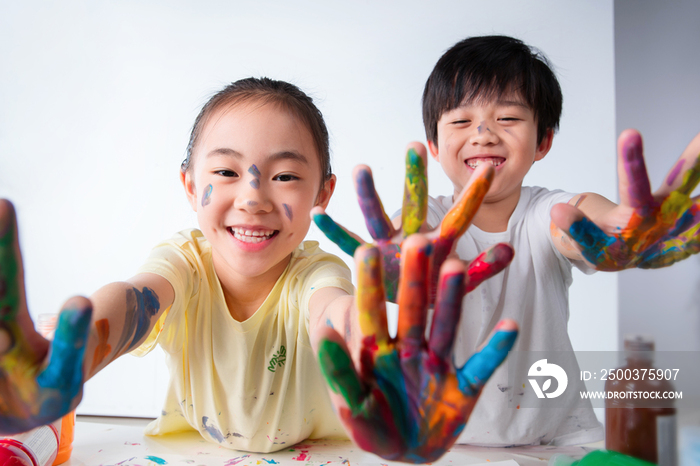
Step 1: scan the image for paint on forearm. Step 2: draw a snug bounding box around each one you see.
[114,287,160,355]
[313,212,361,257]
[402,149,427,237]
[248,165,261,189]
[283,204,293,221]
[90,319,112,372]
[201,184,213,207]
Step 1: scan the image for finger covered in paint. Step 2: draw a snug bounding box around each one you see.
[396,235,431,349]
[464,243,514,293]
[440,163,494,241]
[312,209,362,257]
[401,146,428,237]
[355,244,389,346]
[427,264,465,361]
[616,130,654,209]
[457,319,518,396]
[354,165,395,241]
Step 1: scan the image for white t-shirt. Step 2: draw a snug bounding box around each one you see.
[132,230,354,452]
[425,186,603,446]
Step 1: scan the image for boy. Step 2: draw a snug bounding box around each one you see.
[315,35,700,445]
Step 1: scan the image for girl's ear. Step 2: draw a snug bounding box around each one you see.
[180,169,199,212]
[535,129,554,162]
[315,174,336,209]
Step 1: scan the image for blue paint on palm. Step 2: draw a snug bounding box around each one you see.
[569,217,616,264]
[457,329,517,396]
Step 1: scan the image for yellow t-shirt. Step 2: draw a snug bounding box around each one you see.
[132,229,353,452]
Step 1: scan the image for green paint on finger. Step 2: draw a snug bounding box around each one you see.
[403,149,427,237]
[313,212,361,256]
[318,339,365,410]
[0,222,19,321]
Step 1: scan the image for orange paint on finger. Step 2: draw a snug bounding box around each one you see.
[90,319,112,372]
[440,173,492,239]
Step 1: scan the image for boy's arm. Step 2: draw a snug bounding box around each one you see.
[313,142,513,303]
[307,234,517,464]
[0,199,173,434]
[550,129,700,270]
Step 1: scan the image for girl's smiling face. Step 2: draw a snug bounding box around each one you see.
[182,100,334,283]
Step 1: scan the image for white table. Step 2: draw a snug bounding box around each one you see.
[63,417,597,466]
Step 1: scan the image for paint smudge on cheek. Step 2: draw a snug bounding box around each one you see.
[666,159,686,186]
[283,203,293,221]
[201,184,213,207]
[249,164,261,189]
[90,319,112,372]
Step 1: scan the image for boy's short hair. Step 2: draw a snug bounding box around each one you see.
[422,35,563,146]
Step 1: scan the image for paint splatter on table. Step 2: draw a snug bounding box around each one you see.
[63,420,595,466]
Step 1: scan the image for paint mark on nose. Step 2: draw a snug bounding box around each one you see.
[201,184,213,207]
[283,203,293,221]
[247,200,258,206]
[478,121,488,134]
[249,165,261,189]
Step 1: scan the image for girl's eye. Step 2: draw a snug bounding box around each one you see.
[274,174,299,182]
[451,119,470,125]
[215,169,238,177]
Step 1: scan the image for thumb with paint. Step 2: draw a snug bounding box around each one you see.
[0,199,92,435]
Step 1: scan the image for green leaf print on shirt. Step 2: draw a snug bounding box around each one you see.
[267,345,286,372]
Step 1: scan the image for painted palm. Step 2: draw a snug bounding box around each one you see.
[316,238,518,463]
[0,201,91,434]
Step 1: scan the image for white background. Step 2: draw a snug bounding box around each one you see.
[2,0,622,417]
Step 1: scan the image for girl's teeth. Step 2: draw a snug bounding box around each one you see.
[231,228,275,243]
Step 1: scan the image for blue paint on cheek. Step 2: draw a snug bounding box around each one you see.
[457,329,517,395]
[283,203,293,221]
[569,217,616,263]
[201,184,213,207]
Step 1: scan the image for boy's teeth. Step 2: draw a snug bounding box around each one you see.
[230,227,275,243]
[467,158,504,168]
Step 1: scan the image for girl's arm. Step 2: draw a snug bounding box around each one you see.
[0,199,173,434]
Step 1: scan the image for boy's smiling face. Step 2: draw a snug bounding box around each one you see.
[182,101,334,284]
[428,94,553,207]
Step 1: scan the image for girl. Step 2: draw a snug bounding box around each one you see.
[0,77,517,463]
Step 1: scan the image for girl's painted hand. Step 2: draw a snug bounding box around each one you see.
[0,200,91,434]
[551,129,700,270]
[312,142,514,302]
[314,236,518,463]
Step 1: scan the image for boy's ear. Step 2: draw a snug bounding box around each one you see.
[535,129,554,162]
[427,140,440,161]
[180,169,199,212]
[315,174,336,209]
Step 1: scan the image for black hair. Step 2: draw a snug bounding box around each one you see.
[182,77,332,192]
[422,35,562,146]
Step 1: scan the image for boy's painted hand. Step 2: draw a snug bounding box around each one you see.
[312,142,514,302]
[0,200,91,434]
[552,129,700,270]
[314,236,518,463]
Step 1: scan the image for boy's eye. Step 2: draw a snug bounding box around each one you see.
[274,173,299,182]
[215,169,238,177]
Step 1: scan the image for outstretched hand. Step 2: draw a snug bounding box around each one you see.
[312,143,514,302]
[314,235,518,463]
[0,200,92,434]
[552,129,700,270]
